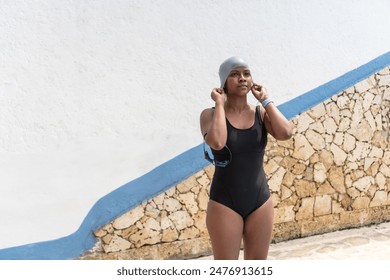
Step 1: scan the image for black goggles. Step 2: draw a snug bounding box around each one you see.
[203,141,232,167]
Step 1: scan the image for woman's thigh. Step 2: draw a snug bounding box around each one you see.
[206,200,244,260]
[242,198,274,260]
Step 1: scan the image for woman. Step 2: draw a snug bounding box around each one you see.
[200,56,292,259]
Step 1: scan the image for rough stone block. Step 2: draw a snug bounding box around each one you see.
[113,206,144,230]
[163,198,182,212]
[193,211,207,236]
[281,185,293,200]
[375,172,387,190]
[306,130,326,151]
[145,217,160,231]
[314,195,332,216]
[383,151,390,166]
[94,228,107,238]
[330,143,347,165]
[129,228,161,248]
[378,74,390,87]
[179,226,200,240]
[314,162,327,183]
[264,158,280,175]
[332,200,344,214]
[308,103,326,119]
[295,180,316,197]
[178,192,199,215]
[291,163,306,175]
[204,165,215,179]
[274,205,295,223]
[379,164,390,177]
[292,134,315,161]
[196,174,210,188]
[296,113,314,133]
[162,227,178,242]
[317,181,336,195]
[352,176,374,192]
[339,210,369,227]
[282,171,295,187]
[272,222,301,242]
[103,236,131,253]
[339,194,353,210]
[197,188,209,211]
[296,197,315,220]
[328,166,346,194]
[370,191,388,207]
[300,215,339,236]
[323,118,338,134]
[355,79,373,93]
[352,197,371,210]
[268,167,286,193]
[168,211,193,231]
[319,150,334,170]
[279,156,298,170]
[326,102,341,123]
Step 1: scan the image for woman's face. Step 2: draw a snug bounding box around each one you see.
[224,67,253,95]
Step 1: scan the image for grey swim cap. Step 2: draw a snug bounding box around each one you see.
[219,56,249,88]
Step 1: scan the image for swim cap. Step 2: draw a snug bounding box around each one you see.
[218,56,249,88]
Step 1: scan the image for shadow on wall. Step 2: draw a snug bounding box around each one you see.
[0,52,389,260]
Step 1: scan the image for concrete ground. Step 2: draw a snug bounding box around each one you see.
[195,222,390,260]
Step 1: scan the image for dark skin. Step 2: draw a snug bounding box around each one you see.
[199,67,292,260]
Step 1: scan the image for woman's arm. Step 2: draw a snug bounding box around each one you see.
[252,83,292,141]
[199,88,228,150]
[261,103,292,140]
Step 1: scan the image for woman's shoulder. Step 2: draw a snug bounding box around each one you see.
[200,107,216,123]
[252,103,265,121]
[200,107,215,115]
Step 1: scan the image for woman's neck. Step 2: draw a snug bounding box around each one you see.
[225,95,249,114]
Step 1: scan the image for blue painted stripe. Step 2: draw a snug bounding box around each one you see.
[279,51,390,119]
[0,145,209,259]
[0,51,389,259]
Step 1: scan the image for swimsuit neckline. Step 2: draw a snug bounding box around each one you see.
[226,117,255,131]
[226,107,259,131]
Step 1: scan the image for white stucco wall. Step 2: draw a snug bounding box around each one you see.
[1,0,389,249]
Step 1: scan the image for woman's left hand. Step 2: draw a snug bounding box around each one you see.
[251,83,269,102]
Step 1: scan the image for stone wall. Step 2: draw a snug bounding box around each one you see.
[79,66,390,260]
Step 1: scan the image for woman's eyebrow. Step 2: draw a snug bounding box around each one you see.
[230,69,245,73]
[230,69,251,75]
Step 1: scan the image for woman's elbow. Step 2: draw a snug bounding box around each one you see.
[274,126,293,141]
[204,136,226,151]
[281,130,293,140]
[210,142,226,151]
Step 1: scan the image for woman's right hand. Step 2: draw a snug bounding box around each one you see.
[200,88,228,150]
[211,88,226,105]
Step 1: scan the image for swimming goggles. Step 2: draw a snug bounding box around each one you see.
[203,141,232,167]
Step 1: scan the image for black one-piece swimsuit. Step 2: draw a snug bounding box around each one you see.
[209,106,270,219]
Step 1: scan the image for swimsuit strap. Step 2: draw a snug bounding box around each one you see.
[255,105,263,128]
